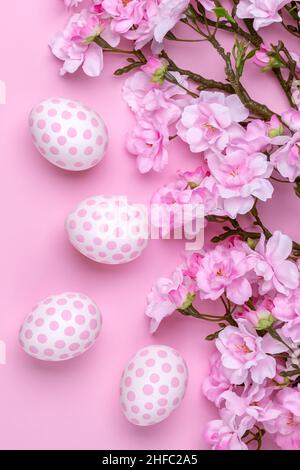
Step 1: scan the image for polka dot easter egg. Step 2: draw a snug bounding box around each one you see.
[120,345,188,426]
[66,195,149,265]
[29,98,108,171]
[19,292,102,361]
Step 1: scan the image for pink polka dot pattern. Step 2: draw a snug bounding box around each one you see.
[29,98,108,171]
[66,195,148,265]
[120,345,188,426]
[19,292,102,361]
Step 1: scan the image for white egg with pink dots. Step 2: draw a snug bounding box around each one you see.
[120,345,188,426]
[29,97,108,171]
[19,292,102,361]
[66,195,149,265]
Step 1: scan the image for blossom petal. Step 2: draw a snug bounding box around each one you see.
[82,43,103,77]
[275,260,299,290]
[266,230,292,263]
[227,278,252,305]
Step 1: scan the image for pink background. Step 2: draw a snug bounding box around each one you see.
[0,0,299,450]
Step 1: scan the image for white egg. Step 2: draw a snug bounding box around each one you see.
[19,292,102,361]
[29,97,108,171]
[120,345,188,426]
[65,195,149,265]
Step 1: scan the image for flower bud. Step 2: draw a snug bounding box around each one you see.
[257,313,275,330]
[180,292,196,310]
[254,44,284,72]
[141,57,168,85]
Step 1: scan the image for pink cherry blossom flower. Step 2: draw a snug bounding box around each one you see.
[264,386,300,450]
[221,383,280,430]
[205,148,273,218]
[202,352,231,407]
[112,0,189,50]
[49,9,118,76]
[101,0,145,35]
[252,231,299,294]
[205,409,248,450]
[145,267,195,332]
[216,320,286,384]
[150,165,221,232]
[236,0,290,31]
[127,117,169,173]
[122,70,189,122]
[123,70,190,172]
[271,131,300,182]
[196,244,253,304]
[177,91,249,153]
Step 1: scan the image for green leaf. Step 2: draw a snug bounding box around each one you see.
[114,63,140,76]
[205,333,218,341]
[245,49,257,60]
[213,6,235,24]
[286,5,299,21]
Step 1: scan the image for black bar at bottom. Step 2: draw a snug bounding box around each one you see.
[0,449,296,465]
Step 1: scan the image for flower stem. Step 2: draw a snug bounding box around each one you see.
[160,50,234,93]
[281,368,300,377]
[250,204,271,238]
[94,36,146,63]
[185,5,297,107]
[207,33,277,119]
[178,305,225,322]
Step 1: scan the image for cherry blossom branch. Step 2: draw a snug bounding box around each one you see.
[185,3,298,108]
[178,299,238,328]
[271,41,298,106]
[281,3,300,38]
[160,50,235,93]
[94,36,147,76]
[207,33,276,119]
[179,7,279,119]
[178,305,225,321]
[210,212,300,256]
[281,368,300,377]
[187,3,259,45]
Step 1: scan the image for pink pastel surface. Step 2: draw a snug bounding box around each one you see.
[0,0,299,450]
